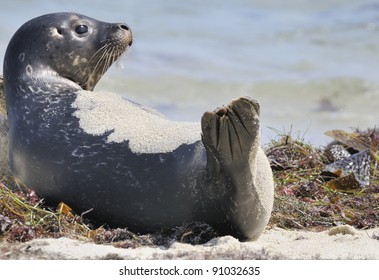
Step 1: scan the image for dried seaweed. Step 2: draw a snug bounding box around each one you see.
[267,130,379,231]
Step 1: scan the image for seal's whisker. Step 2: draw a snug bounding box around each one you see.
[90,43,109,61]
[89,44,110,71]
[95,47,109,74]
[67,44,111,89]
[87,42,127,85]
[99,45,116,73]
[100,46,114,77]
[92,44,110,70]
[82,43,114,88]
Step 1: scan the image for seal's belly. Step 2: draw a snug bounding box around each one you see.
[10,114,207,230]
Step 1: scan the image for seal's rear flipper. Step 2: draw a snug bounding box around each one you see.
[201,97,269,240]
[201,97,260,174]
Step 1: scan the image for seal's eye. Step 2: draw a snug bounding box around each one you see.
[75,25,89,35]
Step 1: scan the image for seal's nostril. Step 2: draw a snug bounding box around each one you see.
[119,24,129,31]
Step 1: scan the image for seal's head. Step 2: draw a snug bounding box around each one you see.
[4,12,132,91]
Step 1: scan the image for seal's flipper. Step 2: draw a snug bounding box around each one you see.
[201,97,270,241]
[201,97,260,173]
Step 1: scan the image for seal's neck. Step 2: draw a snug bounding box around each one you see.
[25,70,83,92]
[4,68,82,122]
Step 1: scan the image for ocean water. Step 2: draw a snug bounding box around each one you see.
[1,0,379,146]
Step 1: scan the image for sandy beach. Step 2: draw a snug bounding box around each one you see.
[1,225,378,260]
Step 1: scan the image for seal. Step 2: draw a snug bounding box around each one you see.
[3,12,274,241]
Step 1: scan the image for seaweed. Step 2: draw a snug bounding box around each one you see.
[267,131,379,231]
[0,178,92,242]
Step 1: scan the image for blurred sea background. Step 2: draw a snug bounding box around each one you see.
[1,0,379,146]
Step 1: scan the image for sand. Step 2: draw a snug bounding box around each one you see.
[1,225,378,260]
[72,90,201,154]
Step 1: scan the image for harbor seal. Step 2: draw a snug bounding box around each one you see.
[3,12,274,240]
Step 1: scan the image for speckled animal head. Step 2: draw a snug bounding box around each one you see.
[4,12,132,91]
